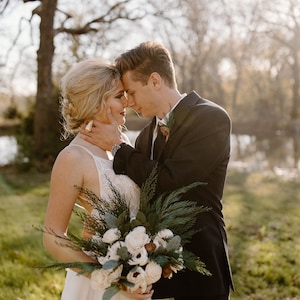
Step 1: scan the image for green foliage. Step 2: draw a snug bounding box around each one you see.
[13,100,35,170]
[139,165,210,244]
[0,168,299,299]
[3,103,21,119]
[147,182,210,242]
[10,90,68,171]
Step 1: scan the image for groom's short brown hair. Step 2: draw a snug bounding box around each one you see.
[115,41,177,88]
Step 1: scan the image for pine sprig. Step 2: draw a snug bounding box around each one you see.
[42,261,100,275]
[75,181,131,233]
[182,250,212,276]
[139,164,159,212]
[138,166,210,243]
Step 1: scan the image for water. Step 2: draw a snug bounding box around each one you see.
[1,133,300,180]
[230,134,300,179]
[0,136,18,166]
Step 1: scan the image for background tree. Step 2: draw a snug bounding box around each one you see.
[18,0,178,165]
[1,0,299,165]
[33,0,58,163]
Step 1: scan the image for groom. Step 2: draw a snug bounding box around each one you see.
[81,41,234,300]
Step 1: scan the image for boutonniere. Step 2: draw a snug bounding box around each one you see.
[158,112,175,142]
[159,124,170,139]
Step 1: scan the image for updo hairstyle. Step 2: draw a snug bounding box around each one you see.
[60,58,121,139]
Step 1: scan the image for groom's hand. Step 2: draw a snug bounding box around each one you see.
[80,109,126,151]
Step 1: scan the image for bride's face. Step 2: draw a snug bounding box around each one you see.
[95,81,127,125]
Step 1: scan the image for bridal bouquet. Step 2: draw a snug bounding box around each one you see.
[44,166,211,300]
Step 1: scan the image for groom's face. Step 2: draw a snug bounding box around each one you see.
[122,71,159,118]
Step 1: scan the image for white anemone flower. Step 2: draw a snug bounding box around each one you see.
[126,266,147,293]
[128,247,148,266]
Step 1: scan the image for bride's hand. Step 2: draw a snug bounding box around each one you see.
[121,285,154,300]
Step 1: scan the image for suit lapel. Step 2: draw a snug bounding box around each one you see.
[171,91,202,135]
[138,91,203,160]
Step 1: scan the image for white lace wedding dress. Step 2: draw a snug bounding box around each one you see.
[60,144,140,300]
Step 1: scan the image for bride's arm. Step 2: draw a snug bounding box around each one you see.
[43,147,96,266]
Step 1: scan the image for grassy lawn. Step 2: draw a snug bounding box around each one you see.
[224,171,300,300]
[0,167,299,299]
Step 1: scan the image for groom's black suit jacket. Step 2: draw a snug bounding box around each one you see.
[114,91,234,298]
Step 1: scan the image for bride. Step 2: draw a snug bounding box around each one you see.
[43,58,153,300]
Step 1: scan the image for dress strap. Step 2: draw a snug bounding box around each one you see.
[68,143,96,158]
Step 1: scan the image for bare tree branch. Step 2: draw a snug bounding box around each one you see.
[54,0,146,36]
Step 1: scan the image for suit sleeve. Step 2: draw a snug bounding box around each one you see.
[114,105,231,194]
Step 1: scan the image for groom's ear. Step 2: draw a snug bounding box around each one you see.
[149,72,162,90]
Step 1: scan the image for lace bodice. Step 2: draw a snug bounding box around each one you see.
[70,144,140,218]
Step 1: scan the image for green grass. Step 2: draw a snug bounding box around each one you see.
[224,171,300,300]
[0,167,299,299]
[0,167,80,300]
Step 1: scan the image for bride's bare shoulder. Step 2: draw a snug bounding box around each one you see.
[54,144,91,167]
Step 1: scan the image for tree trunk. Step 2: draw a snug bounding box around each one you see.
[34,0,58,163]
[290,48,300,120]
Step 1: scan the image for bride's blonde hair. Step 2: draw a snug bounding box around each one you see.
[60,58,121,139]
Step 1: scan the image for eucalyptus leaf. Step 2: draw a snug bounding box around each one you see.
[103,285,120,300]
[102,260,119,270]
[166,235,181,252]
[104,213,118,228]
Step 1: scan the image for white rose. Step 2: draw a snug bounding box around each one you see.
[153,229,174,248]
[126,266,147,293]
[90,264,123,291]
[102,228,121,244]
[90,269,112,290]
[125,226,150,254]
[145,261,162,284]
[108,264,123,282]
[128,247,148,266]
